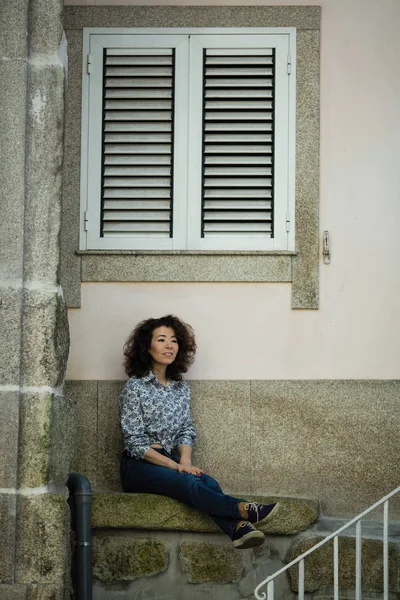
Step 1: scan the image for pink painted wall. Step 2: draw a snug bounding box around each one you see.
[66,0,400,380]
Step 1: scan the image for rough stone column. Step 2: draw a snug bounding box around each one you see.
[0,1,72,598]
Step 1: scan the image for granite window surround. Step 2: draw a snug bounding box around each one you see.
[62,6,320,309]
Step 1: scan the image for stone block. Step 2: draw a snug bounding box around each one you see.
[0,288,22,386]
[92,492,318,536]
[245,496,318,536]
[18,392,53,488]
[0,494,17,584]
[92,492,218,533]
[190,381,251,493]
[0,391,19,488]
[18,390,74,488]
[80,253,292,284]
[287,535,400,593]
[24,62,65,287]
[291,29,320,309]
[16,494,70,585]
[97,381,124,491]
[28,0,64,58]
[65,380,98,487]
[27,584,69,600]
[180,541,243,584]
[93,536,168,583]
[64,6,321,30]
[21,289,69,388]
[61,29,83,309]
[0,0,28,59]
[0,585,28,600]
[48,391,75,486]
[250,380,400,517]
[0,57,26,282]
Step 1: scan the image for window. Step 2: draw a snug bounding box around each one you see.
[80,28,296,252]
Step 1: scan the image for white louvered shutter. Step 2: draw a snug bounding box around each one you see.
[187,34,292,251]
[202,50,274,239]
[102,49,174,239]
[82,31,294,251]
[84,34,189,250]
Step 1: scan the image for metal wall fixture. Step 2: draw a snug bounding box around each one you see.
[322,230,331,264]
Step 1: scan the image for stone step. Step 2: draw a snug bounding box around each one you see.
[315,515,400,540]
[91,493,319,535]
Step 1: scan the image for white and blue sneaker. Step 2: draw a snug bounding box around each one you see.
[245,502,281,528]
[232,521,265,549]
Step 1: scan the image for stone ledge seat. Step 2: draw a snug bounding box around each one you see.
[92,493,319,535]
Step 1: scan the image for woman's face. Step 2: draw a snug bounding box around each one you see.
[148,326,179,369]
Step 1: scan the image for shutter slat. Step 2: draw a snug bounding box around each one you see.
[104,177,171,188]
[206,49,273,56]
[105,89,172,99]
[105,122,172,132]
[204,200,272,209]
[205,67,273,76]
[104,155,171,165]
[204,223,272,232]
[104,166,171,176]
[103,222,170,233]
[104,133,171,143]
[204,211,271,221]
[206,78,273,88]
[106,77,173,88]
[103,200,171,210]
[105,100,172,110]
[104,188,171,199]
[107,49,173,56]
[205,111,272,121]
[205,133,272,142]
[104,144,171,154]
[106,56,173,66]
[204,144,272,154]
[205,155,272,165]
[205,122,273,132]
[204,178,272,188]
[201,49,275,239]
[204,188,272,198]
[105,67,173,77]
[105,111,172,121]
[104,211,171,221]
[205,89,273,98]
[205,167,272,176]
[206,56,273,65]
[205,101,273,109]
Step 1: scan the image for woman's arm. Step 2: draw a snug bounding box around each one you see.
[119,384,153,460]
[179,443,192,466]
[178,444,204,475]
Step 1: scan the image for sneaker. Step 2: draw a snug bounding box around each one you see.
[232,521,265,549]
[244,502,281,528]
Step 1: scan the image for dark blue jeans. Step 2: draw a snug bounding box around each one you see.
[120,449,245,539]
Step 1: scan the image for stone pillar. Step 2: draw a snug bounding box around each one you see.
[0,1,72,598]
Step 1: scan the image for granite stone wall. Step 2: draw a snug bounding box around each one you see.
[66,379,400,519]
[0,1,72,598]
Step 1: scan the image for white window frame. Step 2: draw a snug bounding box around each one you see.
[80,28,296,252]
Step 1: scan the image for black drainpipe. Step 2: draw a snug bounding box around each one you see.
[67,472,93,600]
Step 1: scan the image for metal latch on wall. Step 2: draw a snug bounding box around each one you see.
[322,230,331,264]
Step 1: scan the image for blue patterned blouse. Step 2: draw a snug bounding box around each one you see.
[119,371,196,460]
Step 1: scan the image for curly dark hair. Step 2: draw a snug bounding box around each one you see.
[123,315,196,380]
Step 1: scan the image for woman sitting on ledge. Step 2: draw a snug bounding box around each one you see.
[119,314,280,549]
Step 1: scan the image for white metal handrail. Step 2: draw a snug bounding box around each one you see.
[254,486,400,600]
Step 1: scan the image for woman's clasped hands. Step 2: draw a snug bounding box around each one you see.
[177,459,205,476]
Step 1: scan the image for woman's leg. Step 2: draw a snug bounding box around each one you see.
[121,452,244,538]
